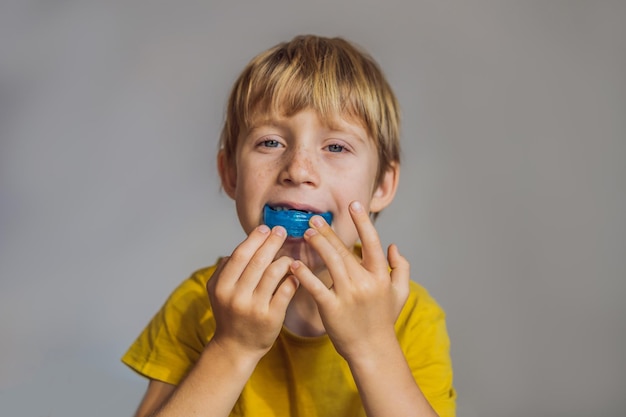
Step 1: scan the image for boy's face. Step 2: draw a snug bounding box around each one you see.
[219,109,398,272]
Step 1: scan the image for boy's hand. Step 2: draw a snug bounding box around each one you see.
[207,225,299,359]
[289,201,410,360]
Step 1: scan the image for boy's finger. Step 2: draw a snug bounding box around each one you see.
[254,256,294,299]
[289,260,334,304]
[303,224,351,291]
[237,226,288,292]
[388,244,410,288]
[309,214,361,263]
[269,274,300,316]
[388,244,410,318]
[218,225,272,287]
[349,201,388,273]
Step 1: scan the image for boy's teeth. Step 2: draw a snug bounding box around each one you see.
[273,206,312,214]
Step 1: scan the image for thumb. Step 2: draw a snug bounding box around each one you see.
[270,275,300,314]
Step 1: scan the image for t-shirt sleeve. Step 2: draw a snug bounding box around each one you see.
[121,266,218,385]
[396,282,457,417]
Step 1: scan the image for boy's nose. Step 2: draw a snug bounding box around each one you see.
[279,148,320,186]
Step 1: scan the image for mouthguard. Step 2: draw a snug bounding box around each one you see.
[263,205,333,238]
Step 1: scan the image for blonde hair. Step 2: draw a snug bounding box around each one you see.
[219,35,401,185]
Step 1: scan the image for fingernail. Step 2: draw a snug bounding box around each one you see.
[290,260,301,270]
[304,228,317,237]
[258,225,270,234]
[273,226,286,237]
[351,201,364,213]
[310,215,324,227]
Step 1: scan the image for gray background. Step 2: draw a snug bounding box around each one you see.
[1,1,625,416]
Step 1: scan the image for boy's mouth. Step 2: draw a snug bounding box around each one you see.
[263,204,333,238]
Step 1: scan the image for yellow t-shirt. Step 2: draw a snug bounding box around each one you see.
[122,263,456,417]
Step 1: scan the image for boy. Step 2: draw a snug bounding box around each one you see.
[122,35,455,417]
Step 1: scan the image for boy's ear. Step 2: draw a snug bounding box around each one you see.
[369,163,400,214]
[217,150,237,200]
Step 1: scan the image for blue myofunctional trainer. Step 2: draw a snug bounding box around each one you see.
[263,205,333,238]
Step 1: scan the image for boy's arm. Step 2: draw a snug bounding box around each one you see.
[134,225,298,417]
[138,339,265,417]
[134,380,175,417]
[343,335,439,417]
[291,201,439,417]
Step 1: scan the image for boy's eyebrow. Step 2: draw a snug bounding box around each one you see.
[248,120,282,131]
[326,128,367,144]
[244,123,286,140]
[245,116,286,133]
[326,120,370,143]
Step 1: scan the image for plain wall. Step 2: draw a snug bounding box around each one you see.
[1,1,625,416]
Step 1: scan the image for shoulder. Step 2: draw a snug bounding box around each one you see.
[164,261,221,308]
[121,260,223,385]
[140,260,223,344]
[183,261,222,288]
[394,281,450,348]
[401,281,447,322]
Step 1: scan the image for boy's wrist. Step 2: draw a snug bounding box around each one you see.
[204,337,267,375]
[340,328,401,367]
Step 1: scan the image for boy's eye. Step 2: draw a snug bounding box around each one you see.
[326,144,345,153]
[261,139,281,148]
